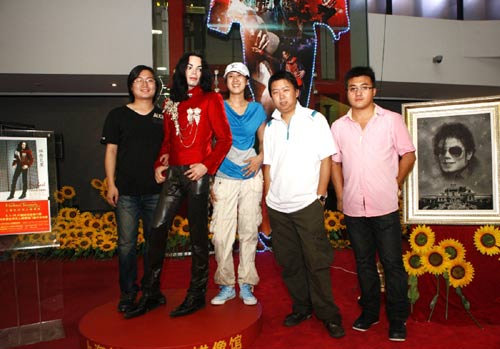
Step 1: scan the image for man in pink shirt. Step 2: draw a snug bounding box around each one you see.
[330,66,415,342]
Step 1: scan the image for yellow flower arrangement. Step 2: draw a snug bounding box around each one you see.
[409,225,435,254]
[323,209,349,248]
[448,260,474,288]
[438,238,466,262]
[473,225,500,256]
[422,246,450,275]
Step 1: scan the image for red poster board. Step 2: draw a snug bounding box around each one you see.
[0,200,51,235]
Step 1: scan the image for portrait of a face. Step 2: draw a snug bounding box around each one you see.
[432,122,477,179]
[436,137,473,174]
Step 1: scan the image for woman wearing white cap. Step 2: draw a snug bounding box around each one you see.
[210,62,267,306]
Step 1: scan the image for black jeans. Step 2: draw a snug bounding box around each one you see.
[10,165,28,196]
[142,165,211,297]
[345,211,409,323]
[267,201,342,324]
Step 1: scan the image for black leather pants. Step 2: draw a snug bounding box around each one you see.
[142,165,211,297]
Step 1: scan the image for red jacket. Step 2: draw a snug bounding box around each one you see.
[155,86,232,175]
[13,149,34,168]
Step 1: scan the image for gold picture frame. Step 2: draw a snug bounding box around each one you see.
[403,95,500,224]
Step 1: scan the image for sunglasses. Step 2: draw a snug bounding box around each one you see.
[439,146,464,158]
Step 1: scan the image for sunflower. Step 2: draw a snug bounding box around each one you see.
[91,178,104,190]
[77,236,92,250]
[102,228,115,237]
[66,208,80,220]
[403,250,426,276]
[92,233,106,249]
[447,260,474,288]
[422,246,450,275]
[332,211,346,230]
[178,218,190,237]
[170,215,184,235]
[99,235,117,252]
[438,238,466,262]
[409,225,435,253]
[100,189,108,201]
[58,207,72,220]
[89,218,102,230]
[473,225,500,256]
[61,186,76,199]
[101,212,116,226]
[58,237,74,249]
[79,227,93,239]
[54,190,65,203]
[324,211,339,232]
[99,241,116,253]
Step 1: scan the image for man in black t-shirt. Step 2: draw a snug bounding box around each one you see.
[101,65,165,313]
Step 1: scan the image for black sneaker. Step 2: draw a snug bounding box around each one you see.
[283,312,312,327]
[352,314,380,332]
[324,321,345,338]
[389,321,407,342]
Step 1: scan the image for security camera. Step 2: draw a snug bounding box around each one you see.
[432,55,443,64]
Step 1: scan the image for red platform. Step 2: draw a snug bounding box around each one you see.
[79,289,262,349]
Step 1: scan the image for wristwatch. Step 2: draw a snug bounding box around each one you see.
[317,194,327,203]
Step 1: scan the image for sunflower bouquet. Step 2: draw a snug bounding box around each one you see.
[404,224,480,327]
[323,209,350,249]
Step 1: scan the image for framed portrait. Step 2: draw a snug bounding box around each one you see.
[403,95,500,224]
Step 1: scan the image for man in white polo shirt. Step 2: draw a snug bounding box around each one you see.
[263,70,344,339]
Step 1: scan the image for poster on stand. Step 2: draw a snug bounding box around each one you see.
[0,136,51,235]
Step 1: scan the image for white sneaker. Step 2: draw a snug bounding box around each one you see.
[239,283,257,305]
[210,286,236,305]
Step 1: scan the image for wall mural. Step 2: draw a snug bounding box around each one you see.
[208,0,350,113]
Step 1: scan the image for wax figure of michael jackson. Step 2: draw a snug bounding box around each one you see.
[125,52,232,319]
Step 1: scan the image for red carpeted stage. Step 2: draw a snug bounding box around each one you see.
[3,247,500,349]
[79,289,262,349]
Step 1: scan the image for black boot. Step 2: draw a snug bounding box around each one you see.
[169,293,205,317]
[123,290,166,319]
[117,291,137,313]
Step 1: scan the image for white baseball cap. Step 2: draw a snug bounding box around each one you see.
[223,62,250,78]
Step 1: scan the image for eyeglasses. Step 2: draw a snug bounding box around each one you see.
[439,146,464,158]
[347,85,374,94]
[133,78,156,85]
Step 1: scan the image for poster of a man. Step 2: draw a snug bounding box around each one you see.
[1,137,49,202]
[417,114,493,210]
[7,141,34,200]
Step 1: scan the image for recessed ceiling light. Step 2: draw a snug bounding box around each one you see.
[111,83,118,87]
[157,67,167,71]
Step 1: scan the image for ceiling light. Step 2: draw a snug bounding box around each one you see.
[157,67,167,71]
[111,83,117,87]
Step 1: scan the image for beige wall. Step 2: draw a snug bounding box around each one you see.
[0,0,152,75]
[368,14,500,88]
